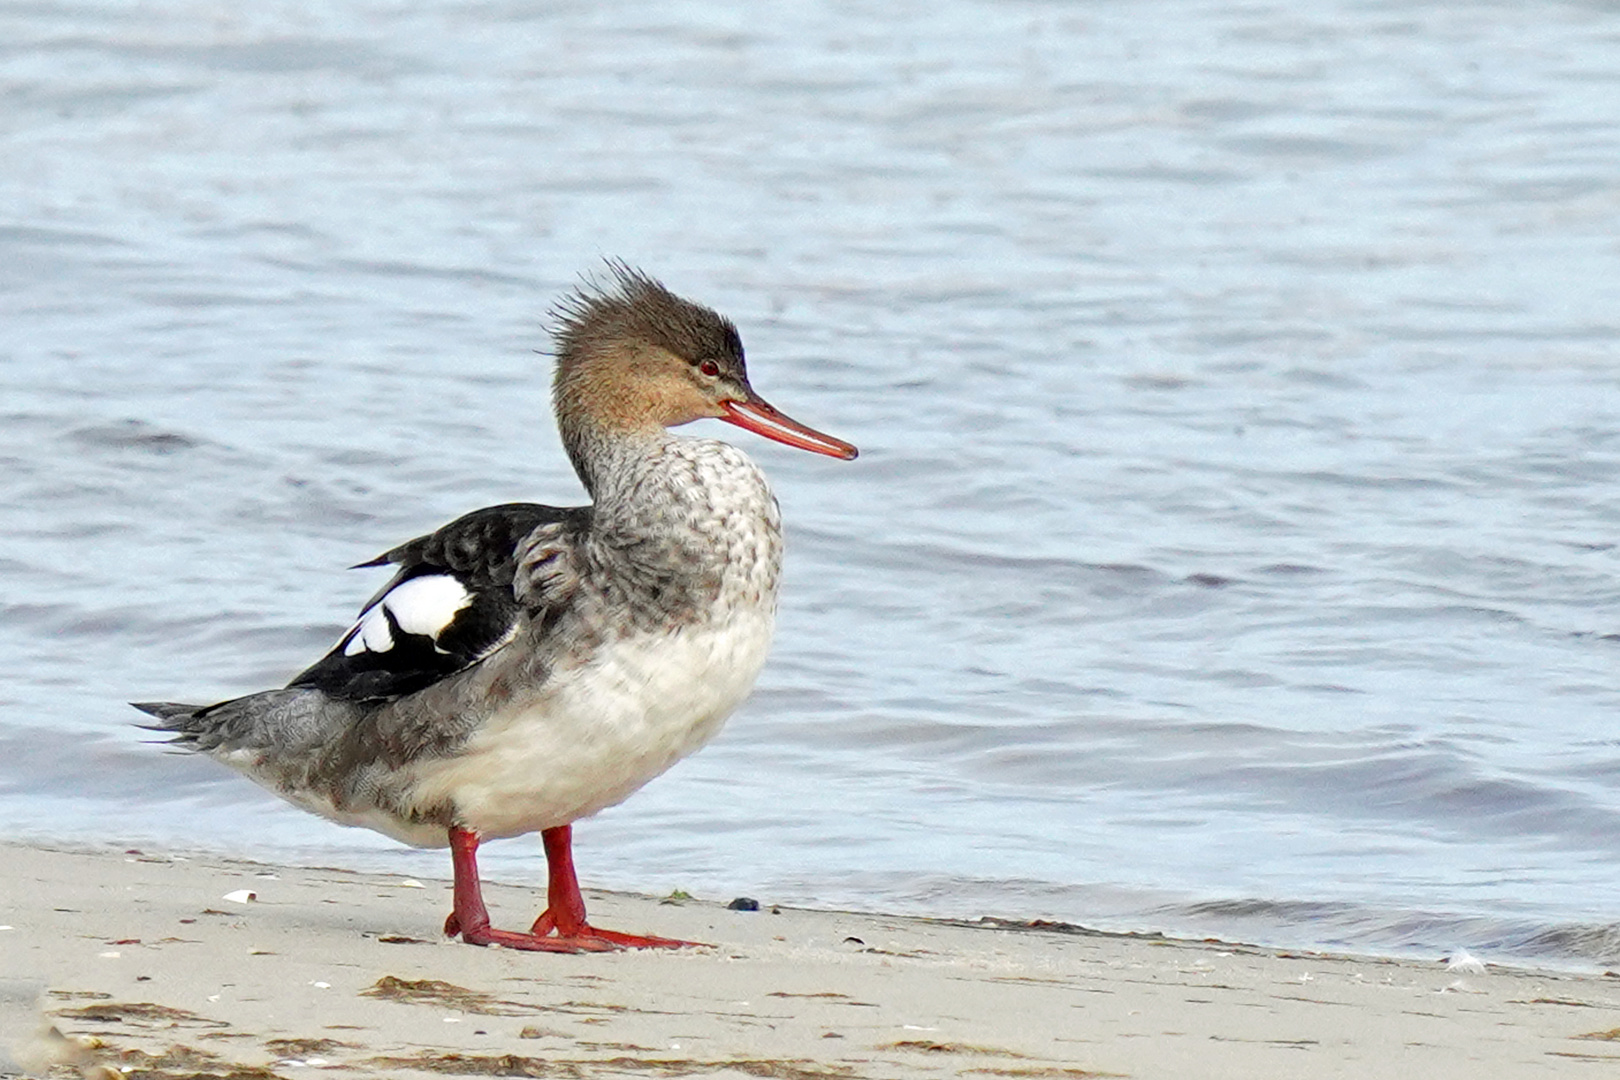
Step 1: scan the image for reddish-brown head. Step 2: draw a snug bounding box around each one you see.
[550,265,858,464]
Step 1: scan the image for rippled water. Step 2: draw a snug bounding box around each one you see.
[5,0,1620,969]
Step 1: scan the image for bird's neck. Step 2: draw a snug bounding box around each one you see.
[559,410,668,504]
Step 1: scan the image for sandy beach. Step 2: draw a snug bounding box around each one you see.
[2,843,1617,1079]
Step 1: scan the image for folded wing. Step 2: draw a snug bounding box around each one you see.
[289,502,589,702]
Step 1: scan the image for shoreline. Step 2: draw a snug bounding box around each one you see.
[3,842,1619,1079]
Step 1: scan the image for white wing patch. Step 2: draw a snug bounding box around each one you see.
[346,608,396,654]
[342,574,473,656]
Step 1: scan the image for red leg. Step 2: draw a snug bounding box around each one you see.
[442,827,614,952]
[527,825,702,949]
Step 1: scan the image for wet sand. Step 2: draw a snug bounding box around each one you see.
[2,842,1618,1079]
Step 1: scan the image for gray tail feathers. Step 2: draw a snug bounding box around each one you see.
[133,700,210,745]
[132,689,351,758]
[133,700,200,724]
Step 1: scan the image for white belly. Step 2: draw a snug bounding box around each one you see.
[403,611,775,840]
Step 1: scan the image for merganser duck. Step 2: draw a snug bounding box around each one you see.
[136,265,857,952]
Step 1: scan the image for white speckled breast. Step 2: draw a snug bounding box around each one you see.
[377,433,785,844]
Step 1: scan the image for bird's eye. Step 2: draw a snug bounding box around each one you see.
[699,359,721,377]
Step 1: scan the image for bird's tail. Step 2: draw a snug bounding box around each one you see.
[133,689,398,840]
[132,700,201,724]
[133,689,351,758]
[133,699,212,745]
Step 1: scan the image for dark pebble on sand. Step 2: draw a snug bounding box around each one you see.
[727,897,760,911]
